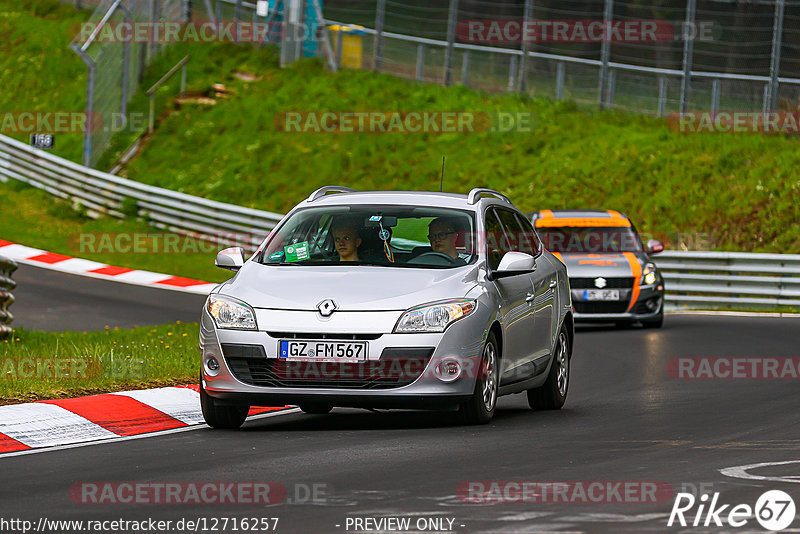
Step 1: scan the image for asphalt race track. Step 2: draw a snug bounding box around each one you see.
[11,264,207,331]
[2,267,800,533]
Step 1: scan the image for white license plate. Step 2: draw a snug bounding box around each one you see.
[583,289,621,301]
[279,340,367,362]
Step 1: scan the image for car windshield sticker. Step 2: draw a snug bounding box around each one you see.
[369,215,382,222]
[284,241,309,262]
[269,251,285,261]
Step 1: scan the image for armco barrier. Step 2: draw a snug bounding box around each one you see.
[2,133,799,311]
[656,250,800,310]
[0,134,283,250]
[0,254,16,338]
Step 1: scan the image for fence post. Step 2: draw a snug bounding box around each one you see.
[183,0,192,21]
[120,6,131,122]
[373,0,386,71]
[443,0,459,86]
[416,44,425,81]
[461,51,470,87]
[607,68,616,106]
[711,78,720,117]
[234,0,242,22]
[517,0,534,92]
[768,0,785,110]
[556,61,565,99]
[657,75,667,117]
[598,0,613,107]
[508,56,518,91]
[336,29,344,69]
[680,0,696,113]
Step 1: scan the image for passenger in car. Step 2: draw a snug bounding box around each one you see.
[331,219,363,262]
[428,217,466,264]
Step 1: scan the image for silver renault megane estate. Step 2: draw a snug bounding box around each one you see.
[199,187,573,428]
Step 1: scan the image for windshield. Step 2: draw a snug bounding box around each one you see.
[257,205,476,269]
[537,226,643,253]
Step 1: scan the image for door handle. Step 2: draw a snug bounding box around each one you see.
[548,280,558,288]
[525,293,535,303]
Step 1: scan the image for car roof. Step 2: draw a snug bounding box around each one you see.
[307,190,517,211]
[532,209,633,228]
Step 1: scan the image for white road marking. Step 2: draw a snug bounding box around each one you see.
[0,402,117,447]
[111,387,205,424]
[720,459,800,484]
[0,407,301,459]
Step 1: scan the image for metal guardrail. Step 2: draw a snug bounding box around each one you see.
[656,251,800,309]
[0,134,284,250]
[2,131,800,311]
[0,255,17,338]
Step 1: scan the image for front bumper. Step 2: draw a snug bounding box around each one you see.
[199,308,485,408]
[571,283,664,322]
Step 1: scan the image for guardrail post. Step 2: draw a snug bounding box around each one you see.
[461,51,470,87]
[0,256,17,339]
[416,44,425,81]
[517,0,534,92]
[768,0,785,110]
[373,0,386,71]
[508,56,518,91]
[556,61,565,99]
[443,0,459,86]
[598,0,613,107]
[680,0,696,113]
[180,62,187,98]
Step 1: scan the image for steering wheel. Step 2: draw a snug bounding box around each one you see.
[409,251,458,266]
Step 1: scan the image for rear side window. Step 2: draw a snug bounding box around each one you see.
[515,213,541,255]
[495,209,538,256]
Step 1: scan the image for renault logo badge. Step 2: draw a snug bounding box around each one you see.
[317,299,338,317]
[594,277,607,288]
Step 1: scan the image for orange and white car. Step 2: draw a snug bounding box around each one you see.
[532,209,665,328]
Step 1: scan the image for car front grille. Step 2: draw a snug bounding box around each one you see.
[569,277,635,289]
[222,345,434,389]
[573,301,630,314]
[266,332,382,341]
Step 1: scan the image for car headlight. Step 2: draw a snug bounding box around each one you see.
[206,295,257,330]
[394,299,476,333]
[642,263,657,286]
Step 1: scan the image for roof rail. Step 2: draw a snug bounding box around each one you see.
[307,186,358,202]
[467,188,512,205]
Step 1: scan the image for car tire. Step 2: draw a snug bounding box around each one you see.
[299,403,332,414]
[641,312,664,329]
[459,331,499,425]
[200,377,249,429]
[527,326,570,410]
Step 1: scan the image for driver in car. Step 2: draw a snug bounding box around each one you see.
[332,219,363,262]
[428,217,466,265]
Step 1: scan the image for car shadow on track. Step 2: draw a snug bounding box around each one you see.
[238,404,581,432]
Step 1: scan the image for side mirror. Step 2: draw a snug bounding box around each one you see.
[646,239,664,255]
[488,251,535,280]
[215,247,245,271]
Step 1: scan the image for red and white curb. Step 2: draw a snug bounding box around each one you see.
[0,239,216,295]
[0,385,289,455]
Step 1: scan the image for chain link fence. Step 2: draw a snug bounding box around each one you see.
[321,0,800,116]
[69,0,189,168]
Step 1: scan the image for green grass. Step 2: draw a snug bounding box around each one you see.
[0,0,90,163]
[0,322,199,404]
[0,180,230,283]
[113,50,800,253]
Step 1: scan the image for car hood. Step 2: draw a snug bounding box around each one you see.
[218,261,480,311]
[553,252,649,278]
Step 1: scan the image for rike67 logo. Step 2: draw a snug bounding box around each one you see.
[668,490,796,531]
